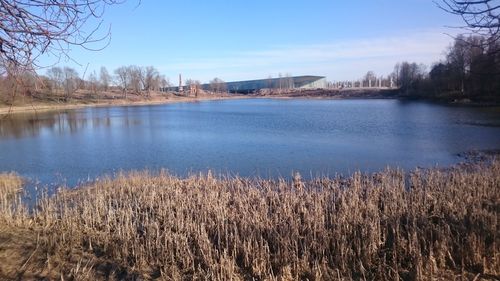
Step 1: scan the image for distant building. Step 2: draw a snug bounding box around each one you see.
[163,75,326,94]
[219,75,326,93]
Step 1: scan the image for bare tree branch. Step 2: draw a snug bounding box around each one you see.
[436,0,500,44]
[0,0,125,71]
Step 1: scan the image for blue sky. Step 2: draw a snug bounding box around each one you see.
[39,0,463,83]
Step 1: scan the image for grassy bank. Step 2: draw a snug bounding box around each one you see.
[0,160,499,280]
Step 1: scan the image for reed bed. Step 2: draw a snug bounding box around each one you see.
[0,159,499,280]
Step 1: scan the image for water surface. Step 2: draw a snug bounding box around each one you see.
[1,99,499,186]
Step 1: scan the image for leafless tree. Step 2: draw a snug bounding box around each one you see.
[161,76,172,88]
[209,77,226,94]
[0,0,125,70]
[127,65,142,93]
[394,62,426,91]
[99,66,111,91]
[114,66,129,98]
[437,0,500,44]
[160,76,171,91]
[88,70,99,96]
[0,62,39,105]
[284,73,293,90]
[447,35,469,93]
[46,66,64,90]
[63,67,78,100]
[141,66,159,95]
[153,74,165,91]
[391,63,401,87]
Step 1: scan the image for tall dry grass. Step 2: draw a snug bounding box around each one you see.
[0,172,27,224]
[0,172,22,199]
[1,159,499,280]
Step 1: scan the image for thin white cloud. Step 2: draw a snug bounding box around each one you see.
[161,29,455,82]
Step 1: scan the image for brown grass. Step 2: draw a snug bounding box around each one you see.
[0,172,26,223]
[0,160,499,280]
[0,172,22,197]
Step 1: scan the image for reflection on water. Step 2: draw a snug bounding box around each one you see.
[1,111,94,138]
[0,108,145,138]
[0,99,499,186]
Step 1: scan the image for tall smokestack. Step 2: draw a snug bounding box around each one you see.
[179,74,183,92]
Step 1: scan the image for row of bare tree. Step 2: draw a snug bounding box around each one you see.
[208,78,227,93]
[0,64,175,104]
[389,34,500,101]
[46,65,171,99]
[0,64,233,105]
[429,35,500,98]
[383,0,500,101]
[390,62,427,91]
[112,66,170,98]
[45,67,81,101]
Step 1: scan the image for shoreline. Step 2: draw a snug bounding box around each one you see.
[2,90,498,115]
[0,94,248,115]
[0,95,399,116]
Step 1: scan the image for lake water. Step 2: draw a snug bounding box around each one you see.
[1,98,499,187]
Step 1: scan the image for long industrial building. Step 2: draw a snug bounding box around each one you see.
[166,75,326,94]
[215,75,326,93]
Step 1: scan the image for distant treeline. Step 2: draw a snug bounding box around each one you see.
[0,63,231,105]
[392,35,500,103]
[2,35,500,105]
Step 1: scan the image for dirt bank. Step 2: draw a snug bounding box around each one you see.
[0,92,246,115]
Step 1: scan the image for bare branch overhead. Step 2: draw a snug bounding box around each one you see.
[436,0,500,43]
[0,0,125,70]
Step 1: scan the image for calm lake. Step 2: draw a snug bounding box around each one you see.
[1,98,499,186]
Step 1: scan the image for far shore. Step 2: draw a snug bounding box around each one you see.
[0,93,249,115]
[0,88,401,115]
[2,87,497,115]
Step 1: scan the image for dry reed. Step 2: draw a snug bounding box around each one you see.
[0,172,26,224]
[0,159,499,280]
